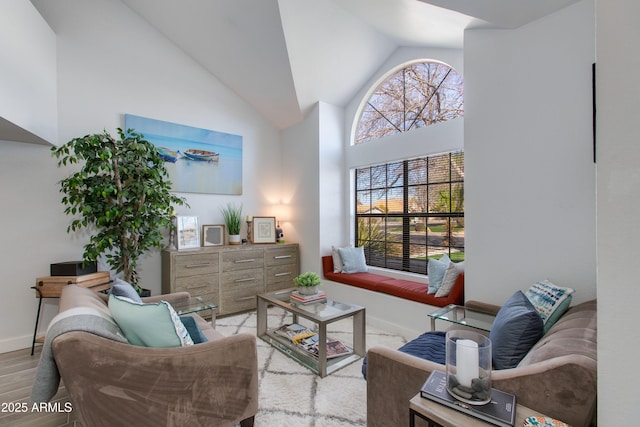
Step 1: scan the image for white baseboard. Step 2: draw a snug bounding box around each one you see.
[0,334,34,354]
[321,280,437,341]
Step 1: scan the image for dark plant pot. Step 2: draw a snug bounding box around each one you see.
[138,288,151,298]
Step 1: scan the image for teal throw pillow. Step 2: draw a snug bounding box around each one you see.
[427,254,450,294]
[490,291,543,369]
[525,280,575,333]
[108,295,194,347]
[180,316,208,344]
[338,246,368,274]
[109,278,142,303]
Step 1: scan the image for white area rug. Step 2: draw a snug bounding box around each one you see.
[216,307,409,426]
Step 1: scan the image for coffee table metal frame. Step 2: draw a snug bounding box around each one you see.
[257,288,365,377]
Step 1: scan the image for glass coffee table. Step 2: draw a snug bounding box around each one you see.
[257,288,366,377]
[428,304,495,332]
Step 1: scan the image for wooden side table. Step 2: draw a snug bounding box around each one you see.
[31,271,112,355]
[409,393,559,427]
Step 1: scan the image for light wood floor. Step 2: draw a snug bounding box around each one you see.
[0,346,76,427]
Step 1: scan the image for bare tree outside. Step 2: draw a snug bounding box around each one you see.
[355,62,464,145]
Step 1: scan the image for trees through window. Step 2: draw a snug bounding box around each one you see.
[353,60,464,274]
[355,152,464,274]
[355,61,463,145]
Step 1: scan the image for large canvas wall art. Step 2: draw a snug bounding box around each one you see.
[124,114,243,195]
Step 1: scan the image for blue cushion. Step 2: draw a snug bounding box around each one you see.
[338,246,368,274]
[180,316,208,344]
[490,291,543,369]
[362,331,446,379]
[427,255,450,294]
[109,278,142,303]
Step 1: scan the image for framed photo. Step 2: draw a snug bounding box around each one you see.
[251,216,276,244]
[202,224,225,246]
[176,216,199,250]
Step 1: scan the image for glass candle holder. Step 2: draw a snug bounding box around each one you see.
[445,329,492,405]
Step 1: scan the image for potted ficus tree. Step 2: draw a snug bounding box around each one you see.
[52,128,187,295]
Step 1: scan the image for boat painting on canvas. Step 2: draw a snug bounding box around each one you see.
[124,114,242,195]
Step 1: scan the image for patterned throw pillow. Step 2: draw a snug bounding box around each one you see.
[108,295,194,347]
[525,280,575,333]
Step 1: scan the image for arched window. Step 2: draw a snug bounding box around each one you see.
[355,61,463,145]
[352,60,464,275]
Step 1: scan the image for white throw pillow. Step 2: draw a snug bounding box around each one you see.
[435,260,461,297]
[332,245,344,273]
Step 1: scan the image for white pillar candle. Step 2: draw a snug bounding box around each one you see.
[456,339,479,387]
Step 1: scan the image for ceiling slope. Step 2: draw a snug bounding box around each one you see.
[121,0,301,129]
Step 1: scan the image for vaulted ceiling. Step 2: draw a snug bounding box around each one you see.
[118,0,580,129]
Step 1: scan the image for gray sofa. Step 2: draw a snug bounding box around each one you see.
[366,299,597,427]
[37,284,258,427]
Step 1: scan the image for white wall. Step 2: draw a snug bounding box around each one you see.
[280,101,345,274]
[464,0,596,305]
[0,0,283,353]
[0,0,57,144]
[595,0,640,423]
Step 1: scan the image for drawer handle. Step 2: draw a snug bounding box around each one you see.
[235,277,256,283]
[236,296,255,302]
[274,255,292,259]
[187,283,209,289]
[274,272,292,277]
[234,259,256,263]
[186,263,211,268]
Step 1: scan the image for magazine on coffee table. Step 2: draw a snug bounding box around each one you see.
[420,370,516,427]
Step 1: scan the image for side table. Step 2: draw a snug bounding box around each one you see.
[170,296,218,326]
[427,304,496,332]
[31,271,112,355]
[409,393,555,427]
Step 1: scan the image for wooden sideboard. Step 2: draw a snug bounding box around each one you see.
[162,243,299,315]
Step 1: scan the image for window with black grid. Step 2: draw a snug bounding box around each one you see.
[355,151,464,274]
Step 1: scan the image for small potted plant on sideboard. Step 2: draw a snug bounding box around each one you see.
[220,203,243,245]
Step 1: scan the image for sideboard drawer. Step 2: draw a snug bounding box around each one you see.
[175,274,219,298]
[220,273,264,313]
[221,250,264,272]
[265,246,298,267]
[266,264,298,285]
[174,253,219,278]
[220,268,264,287]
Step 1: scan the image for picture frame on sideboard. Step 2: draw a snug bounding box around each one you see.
[251,216,276,244]
[202,224,225,246]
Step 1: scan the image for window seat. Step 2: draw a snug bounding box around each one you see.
[321,256,464,307]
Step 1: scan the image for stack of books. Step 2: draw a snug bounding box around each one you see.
[290,290,327,304]
[420,370,516,427]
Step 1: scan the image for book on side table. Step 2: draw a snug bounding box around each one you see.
[420,370,516,427]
